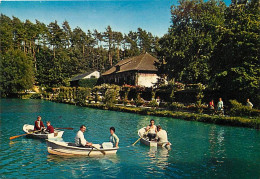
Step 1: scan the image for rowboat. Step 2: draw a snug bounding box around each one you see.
[23,124,64,139]
[138,127,171,149]
[46,139,119,156]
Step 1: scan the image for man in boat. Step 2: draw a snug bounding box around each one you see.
[109,127,119,147]
[34,116,45,131]
[156,125,169,144]
[75,125,92,147]
[146,119,157,141]
[45,121,54,133]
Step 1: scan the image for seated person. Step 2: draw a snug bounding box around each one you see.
[34,116,45,131]
[109,127,119,147]
[146,119,157,141]
[156,125,169,143]
[75,125,92,147]
[46,121,54,133]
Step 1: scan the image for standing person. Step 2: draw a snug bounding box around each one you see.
[156,96,160,106]
[146,119,157,141]
[217,98,224,115]
[246,99,253,109]
[156,125,169,144]
[109,127,119,147]
[75,125,93,147]
[34,116,45,131]
[209,99,215,114]
[46,121,54,133]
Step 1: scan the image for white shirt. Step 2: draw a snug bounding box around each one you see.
[75,130,87,146]
[148,125,157,134]
[156,130,168,143]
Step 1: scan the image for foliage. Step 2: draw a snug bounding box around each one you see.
[229,100,260,117]
[78,78,98,88]
[104,88,119,107]
[170,102,185,110]
[135,92,144,107]
[157,0,259,107]
[195,83,205,113]
[0,49,34,96]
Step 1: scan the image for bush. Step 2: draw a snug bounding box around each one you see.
[78,78,98,88]
[229,100,260,117]
[104,89,119,107]
[30,93,42,99]
[170,102,185,110]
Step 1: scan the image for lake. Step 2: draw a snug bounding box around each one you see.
[0,99,259,178]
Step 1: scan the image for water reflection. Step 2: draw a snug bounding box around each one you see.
[147,147,170,170]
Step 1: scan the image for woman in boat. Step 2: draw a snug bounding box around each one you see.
[46,121,54,133]
[75,125,93,147]
[156,125,169,144]
[34,116,45,131]
[146,119,157,141]
[109,127,119,147]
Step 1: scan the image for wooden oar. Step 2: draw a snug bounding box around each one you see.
[132,128,150,146]
[55,127,73,130]
[9,130,41,140]
[91,145,105,155]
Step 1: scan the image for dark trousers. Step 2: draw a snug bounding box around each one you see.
[147,133,156,141]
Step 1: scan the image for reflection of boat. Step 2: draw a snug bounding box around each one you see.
[138,127,171,149]
[46,140,119,156]
[23,124,64,139]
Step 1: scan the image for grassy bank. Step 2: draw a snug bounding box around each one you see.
[50,99,260,129]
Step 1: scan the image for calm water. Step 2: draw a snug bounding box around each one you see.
[0,99,259,178]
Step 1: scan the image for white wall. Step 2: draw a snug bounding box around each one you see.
[84,71,100,79]
[137,73,159,87]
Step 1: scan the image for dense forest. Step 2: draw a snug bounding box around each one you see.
[0,0,259,105]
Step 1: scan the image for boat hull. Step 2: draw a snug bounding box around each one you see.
[23,124,64,139]
[138,127,171,149]
[46,140,118,156]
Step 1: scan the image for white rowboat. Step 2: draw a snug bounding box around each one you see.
[138,127,171,149]
[46,139,119,156]
[23,124,64,139]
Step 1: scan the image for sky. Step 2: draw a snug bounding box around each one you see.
[0,0,230,37]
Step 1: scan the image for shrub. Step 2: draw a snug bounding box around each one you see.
[229,100,260,117]
[170,102,185,110]
[148,99,159,107]
[78,78,98,88]
[135,93,144,107]
[30,93,42,99]
[104,89,119,107]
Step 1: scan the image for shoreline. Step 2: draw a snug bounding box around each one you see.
[48,99,260,130]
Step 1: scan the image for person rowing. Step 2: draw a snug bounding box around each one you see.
[146,119,157,141]
[75,125,93,147]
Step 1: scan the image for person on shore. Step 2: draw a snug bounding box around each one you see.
[156,125,169,144]
[46,121,54,133]
[246,99,253,109]
[34,116,45,131]
[217,98,224,115]
[146,119,157,141]
[75,125,92,147]
[209,99,215,114]
[156,96,160,106]
[109,127,119,147]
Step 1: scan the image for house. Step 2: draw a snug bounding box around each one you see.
[70,70,100,87]
[101,53,160,87]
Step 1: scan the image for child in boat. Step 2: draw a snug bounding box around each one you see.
[109,127,119,147]
[46,121,54,133]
